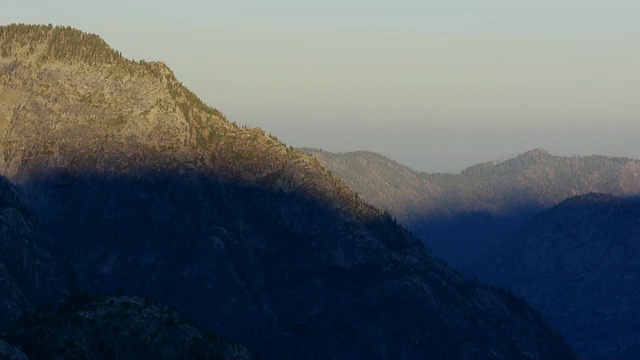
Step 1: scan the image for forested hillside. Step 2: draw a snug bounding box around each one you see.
[304,148,640,267]
[470,193,640,359]
[0,24,576,359]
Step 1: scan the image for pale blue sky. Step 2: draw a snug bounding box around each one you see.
[4,1,640,172]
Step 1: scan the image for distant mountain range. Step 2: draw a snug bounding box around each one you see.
[302,148,640,267]
[0,24,576,359]
[470,193,640,359]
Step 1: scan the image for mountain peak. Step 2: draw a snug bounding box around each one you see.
[520,148,550,158]
[528,148,549,154]
[1,24,124,64]
[0,24,235,178]
[0,24,578,359]
[0,23,388,230]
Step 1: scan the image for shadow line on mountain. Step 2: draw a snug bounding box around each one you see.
[14,169,441,358]
[401,190,640,270]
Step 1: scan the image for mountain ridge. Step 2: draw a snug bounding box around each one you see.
[0,24,385,227]
[302,147,640,267]
[0,24,576,359]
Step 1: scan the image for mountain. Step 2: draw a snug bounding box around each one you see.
[3,295,254,360]
[302,148,640,267]
[0,176,69,326]
[469,193,640,359]
[0,24,576,359]
[299,148,444,224]
[0,175,253,360]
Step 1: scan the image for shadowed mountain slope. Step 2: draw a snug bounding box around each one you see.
[302,148,640,267]
[0,176,69,326]
[0,174,256,359]
[470,193,640,359]
[0,339,27,360]
[0,24,576,359]
[3,295,255,360]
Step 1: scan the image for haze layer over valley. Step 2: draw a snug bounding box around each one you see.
[302,148,640,359]
[304,148,640,267]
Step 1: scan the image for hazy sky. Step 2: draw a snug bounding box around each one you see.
[4,1,640,172]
